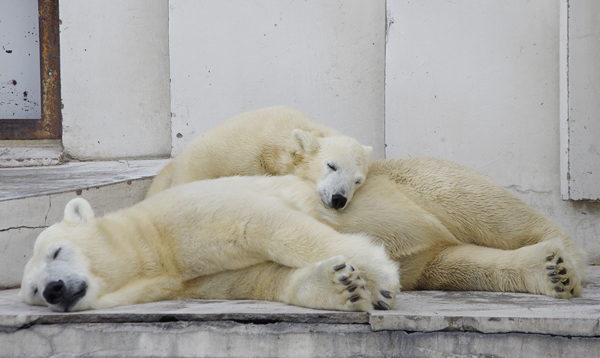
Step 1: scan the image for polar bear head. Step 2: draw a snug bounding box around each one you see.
[20,198,101,312]
[292,129,373,210]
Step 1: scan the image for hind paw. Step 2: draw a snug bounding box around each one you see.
[545,252,580,298]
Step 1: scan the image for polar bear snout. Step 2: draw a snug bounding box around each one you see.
[331,194,347,210]
[43,279,88,312]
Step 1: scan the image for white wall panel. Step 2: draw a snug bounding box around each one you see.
[560,0,600,201]
[169,0,386,157]
[60,0,171,160]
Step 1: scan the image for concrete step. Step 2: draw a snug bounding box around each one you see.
[0,159,169,289]
[1,267,600,357]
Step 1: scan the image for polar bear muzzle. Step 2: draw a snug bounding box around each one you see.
[42,279,88,312]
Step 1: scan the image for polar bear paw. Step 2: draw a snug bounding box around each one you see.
[545,250,581,298]
[286,255,396,312]
[328,257,372,310]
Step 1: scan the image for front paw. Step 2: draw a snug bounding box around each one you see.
[328,257,372,311]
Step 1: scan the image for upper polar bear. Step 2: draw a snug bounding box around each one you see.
[20,176,399,312]
[163,158,585,300]
[145,106,373,210]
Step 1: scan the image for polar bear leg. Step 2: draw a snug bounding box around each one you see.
[177,257,394,312]
[417,238,583,298]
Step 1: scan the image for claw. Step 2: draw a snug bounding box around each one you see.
[333,264,346,271]
[548,271,557,276]
[380,290,392,299]
[342,280,352,286]
[373,301,389,310]
[339,275,349,282]
[350,295,360,303]
[546,265,556,270]
[348,285,358,293]
[551,278,560,283]
[546,254,555,261]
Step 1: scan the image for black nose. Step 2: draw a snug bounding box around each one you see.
[43,280,66,304]
[331,194,347,209]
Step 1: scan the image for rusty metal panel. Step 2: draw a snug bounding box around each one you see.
[37,0,61,139]
[0,0,61,140]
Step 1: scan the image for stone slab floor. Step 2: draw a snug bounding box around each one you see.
[1,267,599,357]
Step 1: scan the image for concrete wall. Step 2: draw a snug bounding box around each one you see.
[560,0,600,201]
[59,0,171,160]
[169,0,386,157]
[385,1,600,262]
[13,1,597,262]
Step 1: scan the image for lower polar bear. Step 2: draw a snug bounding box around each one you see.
[20,176,399,312]
[148,158,586,300]
[146,106,373,210]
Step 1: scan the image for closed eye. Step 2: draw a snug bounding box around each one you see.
[327,163,337,171]
[33,288,38,296]
[53,247,62,260]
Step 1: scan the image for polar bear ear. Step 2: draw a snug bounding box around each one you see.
[363,145,373,158]
[64,198,95,223]
[292,129,320,154]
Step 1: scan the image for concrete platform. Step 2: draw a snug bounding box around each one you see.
[0,159,169,201]
[1,267,600,357]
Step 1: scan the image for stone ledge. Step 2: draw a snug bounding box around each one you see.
[1,266,599,336]
[0,159,169,201]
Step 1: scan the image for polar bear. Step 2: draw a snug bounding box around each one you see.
[20,176,399,312]
[138,158,586,300]
[145,106,373,210]
[315,158,587,298]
